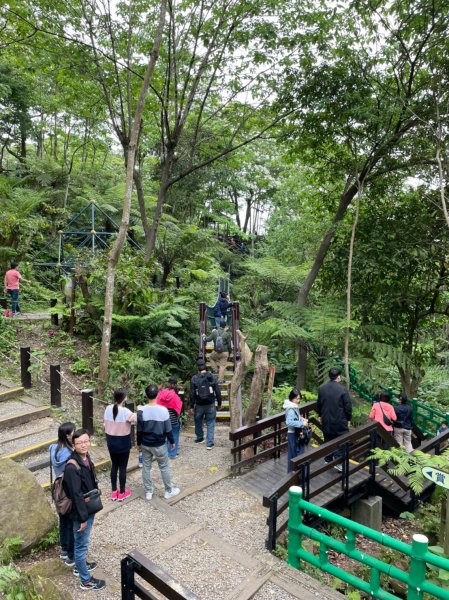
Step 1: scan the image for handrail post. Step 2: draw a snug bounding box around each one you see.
[288,486,303,569]
[121,556,136,600]
[81,389,94,435]
[266,494,278,551]
[199,302,206,361]
[232,301,240,365]
[50,298,58,326]
[20,346,31,389]
[408,534,428,600]
[50,364,61,407]
[125,400,136,446]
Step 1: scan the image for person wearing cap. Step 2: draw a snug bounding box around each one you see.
[156,377,183,459]
[203,319,232,383]
[189,359,222,449]
[317,367,352,470]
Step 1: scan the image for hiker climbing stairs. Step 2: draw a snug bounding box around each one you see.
[199,278,240,422]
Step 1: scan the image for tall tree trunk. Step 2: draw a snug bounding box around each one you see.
[146,153,174,258]
[98,0,167,387]
[244,345,269,425]
[133,168,152,260]
[344,185,362,389]
[295,180,359,388]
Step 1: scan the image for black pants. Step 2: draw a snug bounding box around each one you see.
[323,431,348,463]
[109,451,130,493]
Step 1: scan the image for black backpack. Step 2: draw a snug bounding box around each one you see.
[215,329,225,353]
[195,372,213,402]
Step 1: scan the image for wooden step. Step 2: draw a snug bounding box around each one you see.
[0,387,25,402]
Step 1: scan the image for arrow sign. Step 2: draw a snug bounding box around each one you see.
[422,466,449,489]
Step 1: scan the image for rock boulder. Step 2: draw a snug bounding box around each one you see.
[0,458,57,553]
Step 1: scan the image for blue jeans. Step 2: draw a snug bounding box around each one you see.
[287,432,305,473]
[7,289,19,314]
[141,444,173,493]
[59,513,74,560]
[194,404,216,446]
[167,422,180,458]
[73,514,95,583]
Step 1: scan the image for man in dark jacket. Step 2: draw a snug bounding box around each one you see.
[317,368,352,470]
[213,291,233,327]
[190,359,222,449]
[63,429,105,591]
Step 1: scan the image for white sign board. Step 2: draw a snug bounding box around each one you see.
[422,466,449,489]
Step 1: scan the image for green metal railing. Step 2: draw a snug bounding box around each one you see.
[335,358,447,437]
[288,486,449,600]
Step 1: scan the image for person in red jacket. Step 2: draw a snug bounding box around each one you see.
[156,377,183,459]
[369,391,397,433]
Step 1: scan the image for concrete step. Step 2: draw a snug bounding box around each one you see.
[0,404,52,431]
[0,386,25,402]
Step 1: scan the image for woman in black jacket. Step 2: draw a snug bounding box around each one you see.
[393,393,413,452]
[63,429,105,591]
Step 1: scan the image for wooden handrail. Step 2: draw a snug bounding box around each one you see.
[122,550,200,600]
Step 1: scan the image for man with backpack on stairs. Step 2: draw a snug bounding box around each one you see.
[189,359,222,449]
[204,319,232,383]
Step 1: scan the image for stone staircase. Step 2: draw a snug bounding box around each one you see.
[0,380,110,489]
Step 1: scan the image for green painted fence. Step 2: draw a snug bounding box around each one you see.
[288,486,449,600]
[335,358,448,437]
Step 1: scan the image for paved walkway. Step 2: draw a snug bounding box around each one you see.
[42,425,342,600]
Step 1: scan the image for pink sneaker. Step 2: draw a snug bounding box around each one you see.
[111,491,118,501]
[117,489,131,502]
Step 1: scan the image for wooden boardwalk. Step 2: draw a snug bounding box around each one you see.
[235,445,371,508]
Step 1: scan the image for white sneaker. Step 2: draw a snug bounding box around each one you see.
[164,487,180,500]
[145,492,153,500]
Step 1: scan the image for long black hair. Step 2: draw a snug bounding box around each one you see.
[113,389,127,420]
[55,422,75,460]
[289,388,303,402]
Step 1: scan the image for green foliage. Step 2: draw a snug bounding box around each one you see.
[32,527,59,553]
[0,538,22,565]
[0,319,17,355]
[0,565,43,600]
[428,545,449,590]
[70,358,90,375]
[371,447,449,494]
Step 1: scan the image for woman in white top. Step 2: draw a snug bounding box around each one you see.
[103,389,136,501]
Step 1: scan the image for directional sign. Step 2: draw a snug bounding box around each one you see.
[422,466,449,489]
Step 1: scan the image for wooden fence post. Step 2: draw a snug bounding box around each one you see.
[50,299,59,326]
[81,389,94,435]
[20,346,31,389]
[125,400,136,446]
[50,364,61,407]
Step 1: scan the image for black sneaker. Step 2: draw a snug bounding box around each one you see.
[194,438,205,443]
[73,561,97,576]
[64,558,75,567]
[80,577,106,591]
[206,443,215,450]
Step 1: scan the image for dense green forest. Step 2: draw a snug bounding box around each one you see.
[1,0,449,409]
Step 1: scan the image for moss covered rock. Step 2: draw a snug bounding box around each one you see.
[0,458,57,553]
[27,559,73,600]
